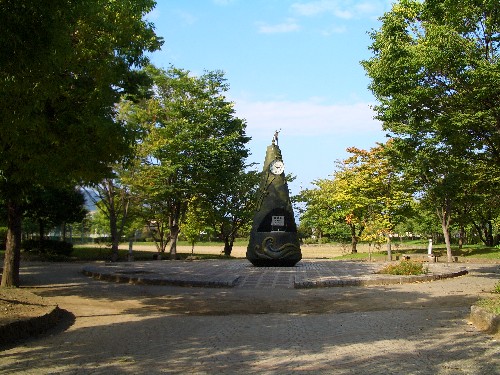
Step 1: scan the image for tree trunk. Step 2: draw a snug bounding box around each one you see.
[386,236,392,261]
[472,220,487,245]
[1,200,22,287]
[61,222,68,242]
[223,236,234,257]
[109,212,119,262]
[458,225,465,250]
[38,219,45,251]
[169,224,179,260]
[437,206,453,262]
[486,219,494,247]
[350,224,357,253]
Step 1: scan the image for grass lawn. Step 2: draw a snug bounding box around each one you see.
[1,240,499,263]
[332,243,500,261]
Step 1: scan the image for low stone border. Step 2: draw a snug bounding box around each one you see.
[469,305,500,337]
[82,263,469,289]
[0,305,63,348]
[82,267,241,288]
[294,269,469,288]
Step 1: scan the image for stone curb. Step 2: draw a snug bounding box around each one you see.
[81,268,241,288]
[294,269,469,288]
[0,305,62,348]
[82,265,469,289]
[469,305,500,336]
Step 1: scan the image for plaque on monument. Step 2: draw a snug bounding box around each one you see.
[246,133,302,266]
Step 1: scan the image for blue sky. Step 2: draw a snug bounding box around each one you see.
[148,0,393,194]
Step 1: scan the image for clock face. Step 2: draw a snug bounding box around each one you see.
[269,159,285,175]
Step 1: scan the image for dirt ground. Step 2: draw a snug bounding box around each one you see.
[0,245,498,345]
[0,287,56,326]
[0,259,499,374]
[0,244,387,326]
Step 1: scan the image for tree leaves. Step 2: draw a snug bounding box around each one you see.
[119,65,251,257]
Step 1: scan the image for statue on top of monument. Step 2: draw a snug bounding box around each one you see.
[273,129,280,145]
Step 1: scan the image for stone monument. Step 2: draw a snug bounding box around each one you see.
[246,132,302,266]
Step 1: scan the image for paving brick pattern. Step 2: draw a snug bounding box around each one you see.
[83,260,468,289]
[1,261,498,374]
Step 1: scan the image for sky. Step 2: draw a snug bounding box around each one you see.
[147,0,394,195]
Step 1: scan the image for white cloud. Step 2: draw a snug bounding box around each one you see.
[320,24,347,36]
[292,0,352,19]
[257,18,300,34]
[291,0,387,19]
[174,10,197,25]
[234,99,382,137]
[213,0,234,5]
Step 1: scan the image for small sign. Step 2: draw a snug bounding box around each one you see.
[271,216,285,227]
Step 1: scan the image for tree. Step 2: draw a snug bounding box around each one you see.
[122,65,250,259]
[24,186,88,244]
[362,0,500,261]
[457,161,500,247]
[300,143,412,254]
[362,0,500,162]
[84,176,137,261]
[205,169,260,256]
[0,0,162,286]
[298,187,346,243]
[183,197,210,255]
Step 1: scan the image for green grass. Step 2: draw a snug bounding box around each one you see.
[2,240,500,263]
[71,247,235,261]
[476,298,500,315]
[333,251,388,261]
[0,247,235,263]
[476,282,500,315]
[332,244,500,261]
[130,239,249,247]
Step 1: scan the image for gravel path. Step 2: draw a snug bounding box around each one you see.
[0,261,498,374]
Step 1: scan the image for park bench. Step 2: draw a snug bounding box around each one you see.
[400,253,441,262]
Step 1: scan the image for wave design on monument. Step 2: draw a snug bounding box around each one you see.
[255,237,300,259]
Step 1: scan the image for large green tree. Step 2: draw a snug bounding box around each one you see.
[362,0,500,261]
[0,0,162,286]
[122,65,250,259]
[363,0,500,162]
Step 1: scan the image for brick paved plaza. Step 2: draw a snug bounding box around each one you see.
[0,260,498,374]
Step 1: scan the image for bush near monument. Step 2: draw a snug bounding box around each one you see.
[378,260,427,276]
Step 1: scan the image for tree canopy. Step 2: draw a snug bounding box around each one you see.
[362,0,500,261]
[299,143,412,253]
[0,0,162,286]
[119,65,251,258]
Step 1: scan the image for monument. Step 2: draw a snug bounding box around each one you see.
[246,132,302,266]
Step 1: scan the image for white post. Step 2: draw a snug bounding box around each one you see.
[128,239,134,261]
[427,238,434,262]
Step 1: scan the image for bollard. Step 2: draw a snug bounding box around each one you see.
[127,239,134,261]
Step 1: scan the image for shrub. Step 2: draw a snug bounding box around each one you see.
[494,281,500,294]
[476,297,500,315]
[378,260,427,275]
[22,239,73,257]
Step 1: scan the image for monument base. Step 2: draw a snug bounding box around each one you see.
[247,258,301,267]
[246,231,302,267]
